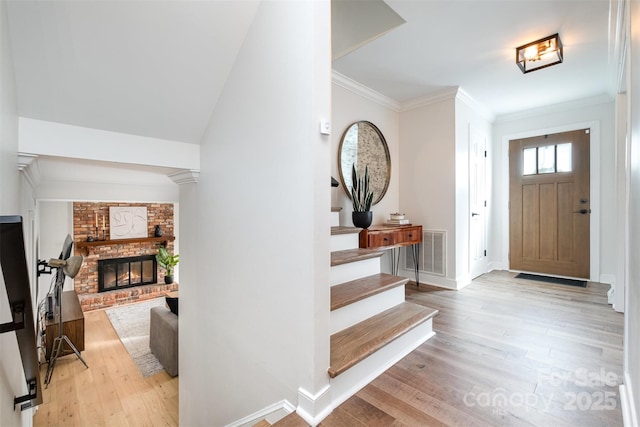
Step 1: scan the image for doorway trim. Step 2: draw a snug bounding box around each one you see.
[500,120,600,281]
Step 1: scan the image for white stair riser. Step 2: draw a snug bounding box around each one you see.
[330,233,360,252]
[330,286,405,334]
[330,258,380,286]
[331,211,340,227]
[330,319,435,411]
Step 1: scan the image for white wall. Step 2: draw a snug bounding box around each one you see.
[0,1,34,424]
[35,180,178,204]
[179,2,331,425]
[396,89,492,288]
[0,1,18,215]
[491,96,615,284]
[399,95,457,286]
[331,77,400,227]
[19,118,200,171]
[624,0,640,422]
[36,202,74,302]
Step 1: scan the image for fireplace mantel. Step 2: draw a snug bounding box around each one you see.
[75,236,175,255]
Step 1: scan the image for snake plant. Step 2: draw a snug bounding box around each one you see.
[351,164,374,212]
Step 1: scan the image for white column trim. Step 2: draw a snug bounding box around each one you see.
[18,153,41,188]
[168,170,200,185]
[296,385,333,427]
[620,372,639,427]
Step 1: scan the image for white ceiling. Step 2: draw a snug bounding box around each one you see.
[6,0,258,145]
[5,0,617,184]
[333,0,616,116]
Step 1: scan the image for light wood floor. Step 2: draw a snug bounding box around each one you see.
[322,270,624,426]
[33,306,179,427]
[35,271,624,427]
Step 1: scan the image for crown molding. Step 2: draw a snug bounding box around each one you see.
[168,169,199,185]
[398,86,459,112]
[332,70,401,112]
[494,93,615,124]
[18,153,41,188]
[332,72,495,121]
[456,88,496,122]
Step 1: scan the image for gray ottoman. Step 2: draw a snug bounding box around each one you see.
[149,305,178,377]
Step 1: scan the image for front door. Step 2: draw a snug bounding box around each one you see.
[509,129,590,278]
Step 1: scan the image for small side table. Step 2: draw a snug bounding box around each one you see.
[359,224,422,285]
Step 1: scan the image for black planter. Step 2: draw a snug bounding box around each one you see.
[352,211,373,229]
[154,225,163,237]
[164,275,174,285]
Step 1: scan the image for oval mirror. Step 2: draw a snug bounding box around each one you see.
[338,121,390,205]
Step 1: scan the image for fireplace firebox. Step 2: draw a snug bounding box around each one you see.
[98,255,157,292]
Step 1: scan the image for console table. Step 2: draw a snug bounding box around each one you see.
[359,224,422,285]
[44,290,84,360]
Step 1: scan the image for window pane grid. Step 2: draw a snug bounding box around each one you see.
[522,143,572,176]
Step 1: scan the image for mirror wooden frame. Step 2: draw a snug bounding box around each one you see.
[337,121,391,205]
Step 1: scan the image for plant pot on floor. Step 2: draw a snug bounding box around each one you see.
[352,211,373,229]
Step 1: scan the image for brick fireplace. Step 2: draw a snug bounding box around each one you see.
[73,202,178,311]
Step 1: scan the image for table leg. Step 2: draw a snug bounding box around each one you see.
[412,243,420,286]
[389,248,399,275]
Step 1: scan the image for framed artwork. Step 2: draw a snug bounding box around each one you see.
[109,207,148,239]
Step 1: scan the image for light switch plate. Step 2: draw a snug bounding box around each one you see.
[320,119,331,135]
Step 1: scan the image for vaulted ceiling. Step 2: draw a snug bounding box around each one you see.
[5,0,617,185]
[6,0,258,145]
[7,0,616,143]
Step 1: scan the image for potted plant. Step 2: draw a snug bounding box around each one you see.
[351,163,374,228]
[156,246,179,284]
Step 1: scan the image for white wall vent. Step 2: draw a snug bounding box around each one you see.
[405,230,446,276]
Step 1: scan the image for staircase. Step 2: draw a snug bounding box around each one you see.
[252,214,438,426]
[328,224,438,409]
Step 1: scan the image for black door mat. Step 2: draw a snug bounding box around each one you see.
[515,273,587,288]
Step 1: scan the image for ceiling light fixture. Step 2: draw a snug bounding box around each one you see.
[516,33,563,74]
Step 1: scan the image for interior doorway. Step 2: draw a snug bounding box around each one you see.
[509,129,591,279]
[470,128,487,279]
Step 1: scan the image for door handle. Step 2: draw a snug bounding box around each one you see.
[471,212,480,217]
[573,209,591,214]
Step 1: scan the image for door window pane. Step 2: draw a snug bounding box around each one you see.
[557,143,572,172]
[523,148,537,175]
[538,145,555,174]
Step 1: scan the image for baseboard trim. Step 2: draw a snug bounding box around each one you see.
[226,399,295,427]
[487,262,504,272]
[296,384,333,427]
[403,270,468,290]
[600,273,615,286]
[621,373,639,427]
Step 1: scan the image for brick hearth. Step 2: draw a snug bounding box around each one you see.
[73,202,178,311]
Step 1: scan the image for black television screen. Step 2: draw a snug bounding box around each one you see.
[0,215,43,408]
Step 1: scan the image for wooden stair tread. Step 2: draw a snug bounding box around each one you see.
[328,302,438,378]
[331,206,343,212]
[331,248,384,266]
[253,421,272,427]
[330,225,361,235]
[331,273,409,311]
